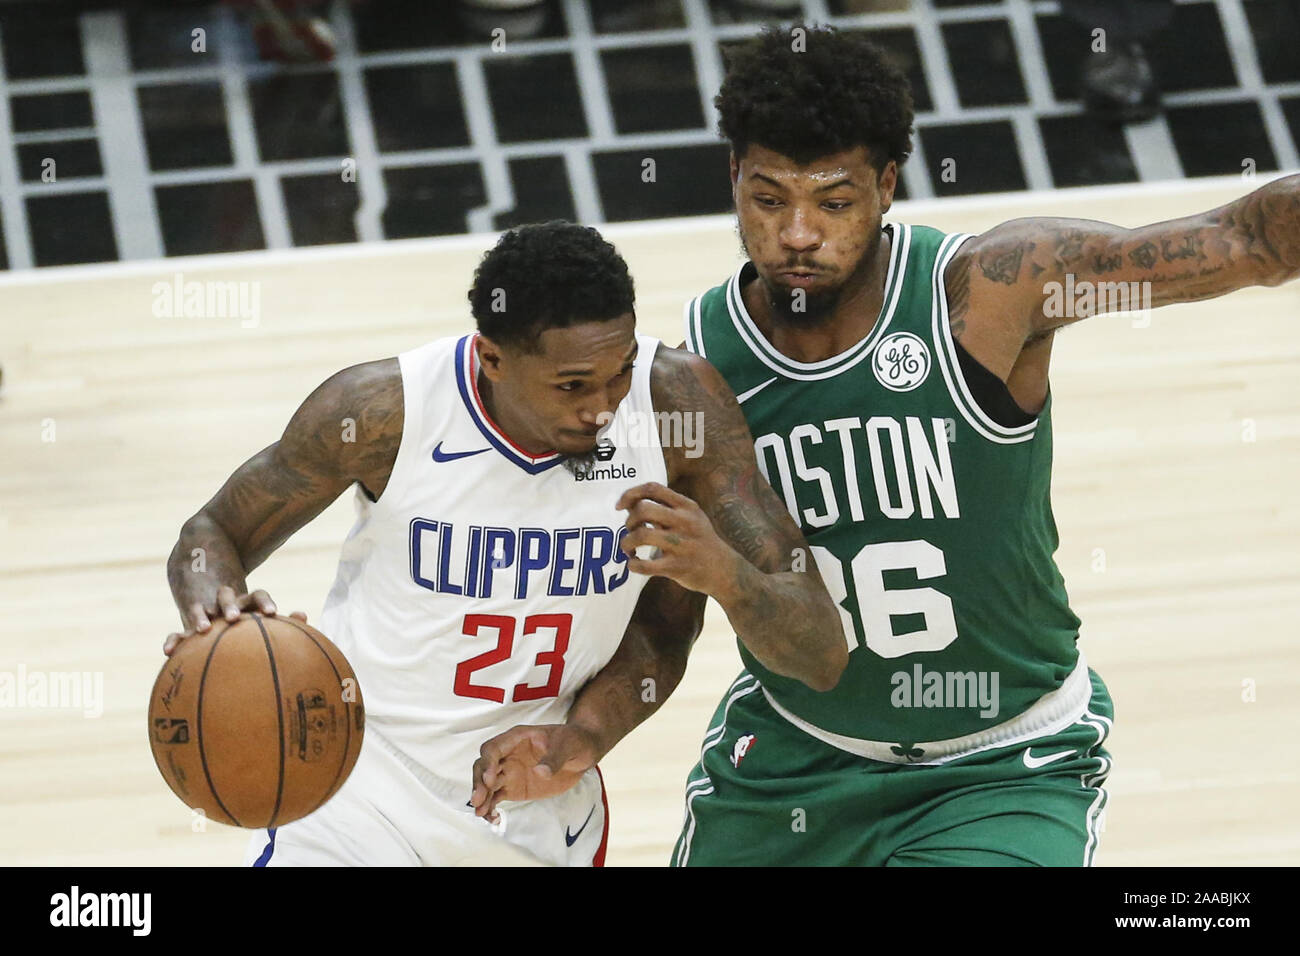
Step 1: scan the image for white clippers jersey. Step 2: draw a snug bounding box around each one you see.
[318,332,667,789]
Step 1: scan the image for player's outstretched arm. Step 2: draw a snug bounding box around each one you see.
[470,576,702,819]
[944,172,1300,378]
[164,359,402,652]
[624,346,847,692]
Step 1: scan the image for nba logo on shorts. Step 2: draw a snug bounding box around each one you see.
[872,332,930,392]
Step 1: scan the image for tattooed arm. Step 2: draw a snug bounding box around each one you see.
[944,173,1300,382]
[625,345,847,692]
[165,359,403,645]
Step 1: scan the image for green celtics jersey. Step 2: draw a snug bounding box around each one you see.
[685,222,1082,745]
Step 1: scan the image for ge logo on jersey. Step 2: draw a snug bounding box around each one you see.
[872,332,930,392]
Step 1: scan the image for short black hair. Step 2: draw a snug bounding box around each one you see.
[468,221,635,352]
[716,24,914,171]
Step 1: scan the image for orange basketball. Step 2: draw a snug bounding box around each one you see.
[148,612,364,828]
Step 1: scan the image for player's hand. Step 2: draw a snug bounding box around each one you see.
[163,587,308,656]
[470,724,600,821]
[616,482,739,596]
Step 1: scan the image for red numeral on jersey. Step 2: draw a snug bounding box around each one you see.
[453,614,515,703]
[453,612,572,703]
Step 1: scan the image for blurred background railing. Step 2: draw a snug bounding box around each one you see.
[0,0,1296,268]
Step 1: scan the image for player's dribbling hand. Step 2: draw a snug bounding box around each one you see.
[163,586,309,656]
[617,482,738,596]
[470,724,600,822]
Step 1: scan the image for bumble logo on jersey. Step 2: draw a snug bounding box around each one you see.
[572,464,638,482]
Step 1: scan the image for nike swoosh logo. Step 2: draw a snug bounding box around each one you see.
[735,376,778,404]
[564,805,596,847]
[1022,748,1075,769]
[432,442,489,463]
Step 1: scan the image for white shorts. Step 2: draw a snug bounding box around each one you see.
[242,726,609,867]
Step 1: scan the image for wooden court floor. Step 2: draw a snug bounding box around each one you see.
[1,176,1297,866]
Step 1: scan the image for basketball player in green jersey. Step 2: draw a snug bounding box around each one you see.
[471,25,1300,865]
[663,24,1300,866]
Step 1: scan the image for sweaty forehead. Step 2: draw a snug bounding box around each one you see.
[756,165,853,185]
[743,145,877,183]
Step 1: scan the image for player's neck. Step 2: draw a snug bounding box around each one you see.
[475,371,553,456]
[745,227,891,364]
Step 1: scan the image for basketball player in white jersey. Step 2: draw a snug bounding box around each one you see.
[163,221,846,866]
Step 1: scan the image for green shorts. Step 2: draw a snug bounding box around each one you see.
[671,669,1113,867]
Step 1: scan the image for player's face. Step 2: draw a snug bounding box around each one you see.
[481,315,638,456]
[732,144,898,325]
